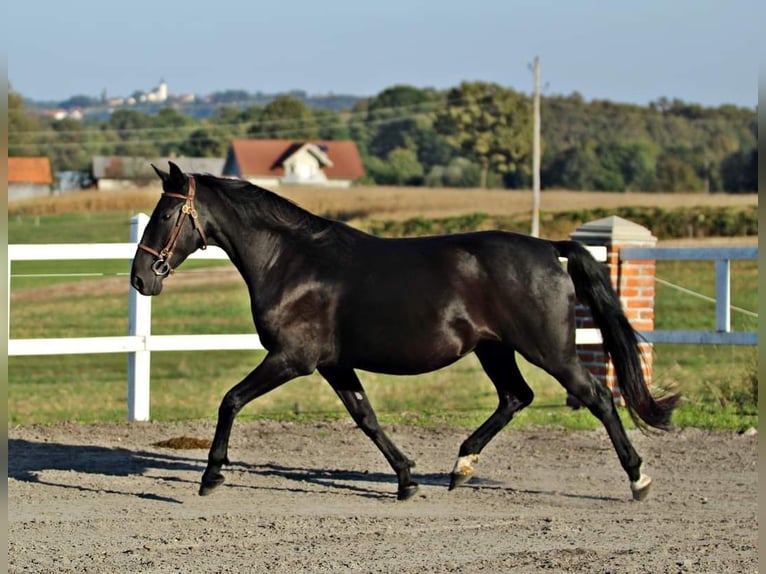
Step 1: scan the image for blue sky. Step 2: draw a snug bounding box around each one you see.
[7,0,761,108]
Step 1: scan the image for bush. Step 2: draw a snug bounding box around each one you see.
[365,205,757,240]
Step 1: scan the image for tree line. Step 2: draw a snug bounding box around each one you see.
[8,82,757,192]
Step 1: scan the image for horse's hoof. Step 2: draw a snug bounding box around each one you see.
[448,471,473,490]
[397,482,419,501]
[199,472,225,496]
[630,474,653,501]
[448,454,479,490]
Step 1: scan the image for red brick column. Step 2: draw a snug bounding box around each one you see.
[569,216,657,405]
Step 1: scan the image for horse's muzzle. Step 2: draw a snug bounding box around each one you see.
[131,273,163,296]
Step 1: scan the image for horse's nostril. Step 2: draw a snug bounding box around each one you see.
[132,275,144,293]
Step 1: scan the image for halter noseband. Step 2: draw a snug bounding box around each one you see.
[137,176,208,276]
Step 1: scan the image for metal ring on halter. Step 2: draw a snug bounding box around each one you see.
[151,259,172,277]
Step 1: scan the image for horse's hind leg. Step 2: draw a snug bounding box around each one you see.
[449,341,534,490]
[548,357,651,500]
[318,366,418,501]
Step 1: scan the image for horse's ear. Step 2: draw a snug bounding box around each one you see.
[168,161,183,178]
[151,163,169,183]
[167,161,188,189]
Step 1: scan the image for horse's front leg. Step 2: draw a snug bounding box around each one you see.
[200,353,303,496]
[319,366,418,500]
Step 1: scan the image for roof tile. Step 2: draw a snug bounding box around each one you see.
[8,157,53,184]
[230,139,365,179]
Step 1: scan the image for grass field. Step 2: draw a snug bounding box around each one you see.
[8,187,758,429]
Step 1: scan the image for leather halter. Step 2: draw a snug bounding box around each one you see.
[137,176,208,276]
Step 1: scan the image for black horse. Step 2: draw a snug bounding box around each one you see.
[131,162,678,502]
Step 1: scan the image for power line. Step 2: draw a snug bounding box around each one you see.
[7,102,473,151]
[8,97,456,138]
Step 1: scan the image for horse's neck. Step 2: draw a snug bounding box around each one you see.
[206,190,332,284]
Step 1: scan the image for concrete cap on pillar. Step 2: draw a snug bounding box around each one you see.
[570,215,657,246]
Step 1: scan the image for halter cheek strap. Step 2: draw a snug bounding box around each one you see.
[138,176,208,276]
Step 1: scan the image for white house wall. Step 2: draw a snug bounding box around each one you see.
[9,184,52,203]
[281,148,329,185]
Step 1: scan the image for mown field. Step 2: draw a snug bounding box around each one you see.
[8,186,758,429]
[10,184,758,231]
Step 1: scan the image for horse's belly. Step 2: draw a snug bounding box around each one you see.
[336,313,489,375]
[342,351,463,376]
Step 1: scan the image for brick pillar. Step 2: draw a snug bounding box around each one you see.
[569,216,657,405]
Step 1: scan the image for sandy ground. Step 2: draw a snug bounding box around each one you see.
[8,420,757,573]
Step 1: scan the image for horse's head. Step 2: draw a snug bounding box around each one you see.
[130,161,208,296]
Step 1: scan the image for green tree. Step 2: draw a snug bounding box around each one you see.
[153,108,195,156]
[107,109,158,158]
[48,118,91,172]
[155,107,193,129]
[413,123,453,167]
[435,81,532,188]
[365,85,437,158]
[655,154,704,192]
[9,85,42,156]
[425,157,480,187]
[617,141,658,191]
[387,148,424,185]
[247,95,318,139]
[365,147,424,185]
[313,108,350,140]
[548,144,604,190]
[720,148,757,192]
[180,127,228,157]
[347,99,372,159]
[109,108,152,134]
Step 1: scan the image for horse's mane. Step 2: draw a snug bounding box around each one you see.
[195,173,342,243]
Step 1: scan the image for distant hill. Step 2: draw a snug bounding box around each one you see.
[24,89,364,120]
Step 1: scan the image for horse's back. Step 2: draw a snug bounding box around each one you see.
[332,231,574,373]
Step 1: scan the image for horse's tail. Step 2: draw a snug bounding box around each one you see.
[553,240,680,431]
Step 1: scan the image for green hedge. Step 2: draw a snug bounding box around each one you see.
[365,205,758,239]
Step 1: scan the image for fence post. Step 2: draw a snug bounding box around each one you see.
[127,213,151,421]
[715,259,731,332]
[570,216,657,405]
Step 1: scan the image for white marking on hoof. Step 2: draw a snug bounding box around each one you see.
[452,454,480,478]
[630,473,653,501]
[354,392,364,401]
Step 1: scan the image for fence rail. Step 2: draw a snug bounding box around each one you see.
[621,246,758,346]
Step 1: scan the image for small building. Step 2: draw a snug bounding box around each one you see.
[8,157,53,202]
[222,139,365,187]
[92,156,225,190]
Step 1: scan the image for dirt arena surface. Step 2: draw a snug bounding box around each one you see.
[9,420,757,573]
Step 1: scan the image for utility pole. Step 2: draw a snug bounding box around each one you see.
[531,56,541,237]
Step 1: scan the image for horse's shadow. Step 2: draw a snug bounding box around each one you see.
[9,438,203,503]
[7,438,458,502]
[8,439,621,504]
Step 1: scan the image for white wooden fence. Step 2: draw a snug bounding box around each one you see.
[10,214,260,421]
[621,246,758,346]
[10,214,755,422]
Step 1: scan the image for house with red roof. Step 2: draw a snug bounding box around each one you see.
[8,157,53,202]
[222,139,365,188]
